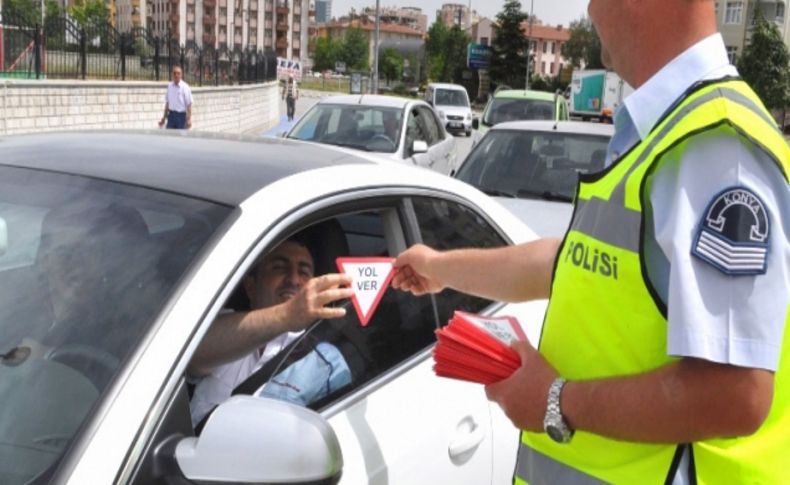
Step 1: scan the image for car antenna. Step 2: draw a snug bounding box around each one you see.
[358,95,364,104]
[553,121,559,131]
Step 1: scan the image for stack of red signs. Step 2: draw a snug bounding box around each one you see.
[433,311,526,385]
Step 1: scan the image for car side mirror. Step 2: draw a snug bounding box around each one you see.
[412,140,428,155]
[175,396,342,484]
[472,118,479,130]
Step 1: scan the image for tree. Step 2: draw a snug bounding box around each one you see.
[313,36,340,72]
[562,15,603,69]
[69,0,109,29]
[379,47,403,85]
[489,0,528,88]
[338,27,369,71]
[737,8,790,113]
[425,21,470,83]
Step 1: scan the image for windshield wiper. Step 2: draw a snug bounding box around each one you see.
[479,187,517,198]
[328,141,374,152]
[517,189,574,202]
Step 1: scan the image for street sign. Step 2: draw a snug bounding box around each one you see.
[467,43,491,70]
[336,257,395,326]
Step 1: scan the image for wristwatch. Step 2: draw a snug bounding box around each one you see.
[543,377,574,443]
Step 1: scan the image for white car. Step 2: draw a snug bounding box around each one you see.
[286,94,458,176]
[0,131,547,485]
[425,83,474,137]
[456,121,614,237]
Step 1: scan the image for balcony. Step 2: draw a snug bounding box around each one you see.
[234,17,242,26]
[294,5,301,15]
[265,1,272,12]
[203,33,216,44]
[219,33,227,43]
[277,5,289,15]
[204,0,215,7]
[264,37,272,47]
[219,0,226,6]
[235,34,243,44]
[276,20,288,31]
[292,39,300,49]
[219,16,226,25]
[169,13,179,22]
[187,13,195,21]
[293,24,300,33]
[250,18,257,28]
[250,0,258,9]
[203,15,216,25]
[265,20,272,29]
[276,37,288,48]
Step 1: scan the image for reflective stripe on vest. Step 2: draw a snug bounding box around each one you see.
[516,79,790,485]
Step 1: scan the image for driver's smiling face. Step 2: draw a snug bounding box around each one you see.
[247,241,314,309]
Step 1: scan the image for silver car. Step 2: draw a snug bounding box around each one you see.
[286,94,458,175]
[456,121,614,237]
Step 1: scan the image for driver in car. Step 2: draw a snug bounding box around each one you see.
[188,234,354,426]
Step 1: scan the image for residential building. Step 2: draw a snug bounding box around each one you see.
[144,0,315,65]
[521,21,570,78]
[436,3,476,30]
[715,0,789,63]
[471,17,494,45]
[117,0,147,31]
[318,18,423,69]
[368,6,428,34]
[315,0,331,23]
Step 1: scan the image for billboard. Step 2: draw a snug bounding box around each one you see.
[467,43,491,70]
[277,58,303,81]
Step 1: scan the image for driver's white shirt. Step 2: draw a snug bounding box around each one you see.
[190,330,302,426]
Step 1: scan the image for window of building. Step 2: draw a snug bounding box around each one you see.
[541,61,546,74]
[725,1,744,24]
[726,45,738,64]
[542,41,548,53]
[777,2,785,21]
[551,42,556,54]
[480,36,488,46]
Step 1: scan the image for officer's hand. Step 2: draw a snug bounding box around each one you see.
[484,340,558,432]
[391,244,445,295]
[284,273,353,331]
[187,119,192,129]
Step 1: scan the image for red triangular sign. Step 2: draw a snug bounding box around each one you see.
[336,257,395,326]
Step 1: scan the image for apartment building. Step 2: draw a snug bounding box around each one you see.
[144,0,314,63]
[436,3,477,30]
[519,21,570,78]
[368,6,428,35]
[716,0,789,63]
[315,0,330,23]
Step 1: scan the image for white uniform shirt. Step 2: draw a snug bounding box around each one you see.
[190,330,302,426]
[609,34,790,484]
[165,80,193,113]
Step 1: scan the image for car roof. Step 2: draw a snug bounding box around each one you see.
[490,120,615,136]
[316,94,414,109]
[428,83,467,91]
[493,89,556,101]
[0,131,373,206]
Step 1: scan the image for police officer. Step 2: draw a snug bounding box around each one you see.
[391,0,789,483]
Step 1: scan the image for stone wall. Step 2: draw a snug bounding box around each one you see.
[0,80,280,135]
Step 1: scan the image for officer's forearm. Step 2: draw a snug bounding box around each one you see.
[561,358,774,443]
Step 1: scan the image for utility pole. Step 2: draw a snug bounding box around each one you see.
[372,0,379,93]
[524,0,534,90]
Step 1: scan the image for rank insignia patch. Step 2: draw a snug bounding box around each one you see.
[692,186,770,275]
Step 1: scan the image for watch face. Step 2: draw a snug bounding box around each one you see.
[547,425,565,443]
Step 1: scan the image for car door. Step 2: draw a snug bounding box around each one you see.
[418,106,457,175]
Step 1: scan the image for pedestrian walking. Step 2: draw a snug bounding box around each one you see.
[283,75,299,122]
[159,66,193,130]
[392,0,789,483]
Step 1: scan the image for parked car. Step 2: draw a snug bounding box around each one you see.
[286,94,458,176]
[457,121,614,237]
[425,83,474,136]
[472,89,570,145]
[0,131,546,485]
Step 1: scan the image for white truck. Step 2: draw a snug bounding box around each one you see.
[569,69,633,123]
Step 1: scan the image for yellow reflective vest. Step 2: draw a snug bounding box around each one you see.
[516,79,790,485]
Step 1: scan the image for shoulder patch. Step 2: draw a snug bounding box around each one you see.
[691,186,770,275]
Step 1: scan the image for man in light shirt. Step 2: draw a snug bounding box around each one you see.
[159,66,193,129]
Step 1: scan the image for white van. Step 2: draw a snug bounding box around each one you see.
[425,83,473,137]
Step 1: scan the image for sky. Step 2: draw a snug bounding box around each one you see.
[329,0,590,28]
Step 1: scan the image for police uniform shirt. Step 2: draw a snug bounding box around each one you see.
[165,80,193,113]
[608,34,789,485]
[609,32,789,374]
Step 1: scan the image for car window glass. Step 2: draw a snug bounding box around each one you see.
[456,130,611,199]
[484,98,556,125]
[418,107,441,145]
[206,208,437,415]
[288,104,402,154]
[0,166,231,485]
[405,109,427,152]
[435,88,469,107]
[412,197,506,324]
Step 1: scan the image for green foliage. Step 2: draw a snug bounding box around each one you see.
[562,15,603,69]
[313,36,340,72]
[338,27,369,71]
[425,21,470,83]
[737,9,790,111]
[69,0,109,29]
[489,0,528,88]
[4,0,40,21]
[379,47,403,83]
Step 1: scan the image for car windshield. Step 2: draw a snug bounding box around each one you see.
[0,166,231,485]
[456,129,610,201]
[483,98,556,125]
[288,104,404,154]
[434,89,469,107]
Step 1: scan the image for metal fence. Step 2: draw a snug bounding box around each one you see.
[0,8,277,85]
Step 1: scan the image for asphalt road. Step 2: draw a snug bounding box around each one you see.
[261,91,478,163]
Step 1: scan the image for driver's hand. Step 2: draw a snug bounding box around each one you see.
[284,273,353,331]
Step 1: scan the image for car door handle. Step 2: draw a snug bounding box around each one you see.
[448,417,485,458]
